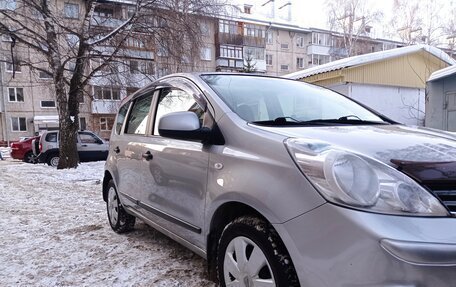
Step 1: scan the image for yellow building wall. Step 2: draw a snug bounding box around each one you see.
[302,51,450,89]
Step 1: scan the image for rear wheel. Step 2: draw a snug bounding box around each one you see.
[47,153,59,167]
[23,151,36,164]
[217,216,299,287]
[106,180,135,233]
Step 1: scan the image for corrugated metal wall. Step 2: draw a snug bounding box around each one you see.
[301,51,450,89]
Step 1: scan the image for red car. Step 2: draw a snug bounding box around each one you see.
[10,136,40,163]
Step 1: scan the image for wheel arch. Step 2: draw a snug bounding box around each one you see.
[206,201,277,281]
[102,170,114,202]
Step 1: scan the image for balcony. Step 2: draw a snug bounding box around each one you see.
[307,45,331,56]
[243,36,266,48]
[92,100,121,114]
[90,16,126,28]
[246,59,266,72]
[93,46,154,60]
[216,58,244,70]
[216,32,244,46]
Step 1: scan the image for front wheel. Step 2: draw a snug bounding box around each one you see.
[106,180,135,233]
[217,216,299,287]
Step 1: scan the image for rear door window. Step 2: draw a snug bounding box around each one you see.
[115,103,130,135]
[79,132,100,144]
[125,94,153,135]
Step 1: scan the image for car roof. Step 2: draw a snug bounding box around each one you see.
[120,72,290,106]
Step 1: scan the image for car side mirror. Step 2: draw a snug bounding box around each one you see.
[158,111,210,142]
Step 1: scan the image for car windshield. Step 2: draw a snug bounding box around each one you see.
[201,75,387,125]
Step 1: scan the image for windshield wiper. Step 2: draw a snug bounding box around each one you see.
[300,118,389,125]
[251,116,389,126]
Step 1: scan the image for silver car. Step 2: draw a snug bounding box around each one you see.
[103,73,456,286]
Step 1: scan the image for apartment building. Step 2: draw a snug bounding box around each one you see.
[0,0,432,144]
[0,0,217,144]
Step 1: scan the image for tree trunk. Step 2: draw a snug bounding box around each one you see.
[57,115,79,169]
[42,1,79,169]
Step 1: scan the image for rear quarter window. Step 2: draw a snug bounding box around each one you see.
[45,133,58,142]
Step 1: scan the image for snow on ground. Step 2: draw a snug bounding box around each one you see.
[0,159,215,287]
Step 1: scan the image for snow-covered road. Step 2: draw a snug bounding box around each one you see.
[0,159,215,286]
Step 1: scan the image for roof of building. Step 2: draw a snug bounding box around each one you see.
[428,64,456,82]
[285,44,456,80]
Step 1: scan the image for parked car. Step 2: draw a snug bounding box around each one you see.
[103,73,456,286]
[36,130,108,167]
[10,136,40,163]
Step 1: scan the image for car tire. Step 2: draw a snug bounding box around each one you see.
[217,216,299,287]
[47,153,59,167]
[23,151,36,164]
[106,180,135,233]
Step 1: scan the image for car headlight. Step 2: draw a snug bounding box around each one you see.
[285,138,449,216]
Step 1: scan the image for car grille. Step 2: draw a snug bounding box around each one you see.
[427,186,456,216]
[390,159,456,217]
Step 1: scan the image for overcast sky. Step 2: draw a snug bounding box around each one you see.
[235,0,454,40]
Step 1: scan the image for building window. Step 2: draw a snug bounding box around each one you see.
[296,57,304,68]
[218,19,238,34]
[94,6,114,18]
[5,58,21,72]
[125,36,145,49]
[266,31,273,44]
[94,86,120,100]
[311,54,330,65]
[11,117,27,132]
[157,45,169,57]
[280,64,289,71]
[244,24,265,38]
[266,54,273,66]
[66,34,79,48]
[244,47,265,60]
[79,117,87,130]
[1,33,12,42]
[220,45,243,59]
[41,100,56,108]
[8,87,24,102]
[39,71,53,79]
[244,4,252,14]
[280,43,289,49]
[100,117,115,131]
[200,47,212,61]
[312,32,331,46]
[296,36,305,48]
[64,3,79,19]
[200,21,210,36]
[0,0,16,10]
[129,60,154,74]
[157,67,169,78]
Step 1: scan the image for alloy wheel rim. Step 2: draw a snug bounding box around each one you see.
[50,157,59,167]
[108,187,119,224]
[224,236,275,287]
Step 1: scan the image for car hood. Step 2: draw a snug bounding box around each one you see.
[254,124,456,166]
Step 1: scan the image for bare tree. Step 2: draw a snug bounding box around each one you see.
[442,2,456,56]
[326,0,383,57]
[0,0,226,169]
[387,0,442,45]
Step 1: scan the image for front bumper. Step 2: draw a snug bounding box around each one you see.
[276,203,456,286]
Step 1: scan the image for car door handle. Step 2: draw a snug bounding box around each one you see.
[81,144,88,147]
[113,146,120,154]
[142,151,153,161]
